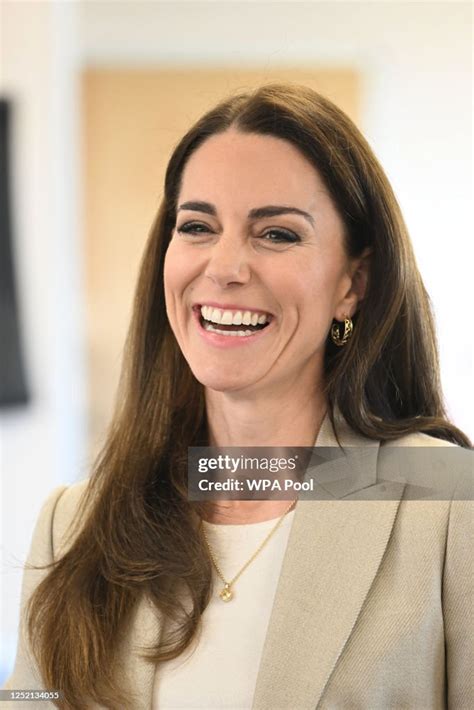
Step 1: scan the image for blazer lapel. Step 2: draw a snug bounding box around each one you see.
[252,413,406,710]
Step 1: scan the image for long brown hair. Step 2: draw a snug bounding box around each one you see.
[27,83,470,708]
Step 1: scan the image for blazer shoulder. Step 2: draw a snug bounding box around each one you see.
[382,431,472,502]
[383,431,458,448]
[51,478,92,559]
[24,479,91,566]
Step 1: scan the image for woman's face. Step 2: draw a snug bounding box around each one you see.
[164,129,363,395]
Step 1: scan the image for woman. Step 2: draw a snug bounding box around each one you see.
[4,84,472,709]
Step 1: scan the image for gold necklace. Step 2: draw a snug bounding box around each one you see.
[200,499,297,602]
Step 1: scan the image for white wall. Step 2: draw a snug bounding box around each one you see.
[0,0,87,681]
[1,0,471,683]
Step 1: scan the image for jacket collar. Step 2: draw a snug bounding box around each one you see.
[302,407,381,499]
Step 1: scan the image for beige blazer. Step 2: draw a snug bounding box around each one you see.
[3,414,473,709]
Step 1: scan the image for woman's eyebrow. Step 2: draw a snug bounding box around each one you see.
[248,205,315,227]
[177,201,315,227]
[178,200,216,216]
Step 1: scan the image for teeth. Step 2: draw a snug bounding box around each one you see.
[220,310,234,325]
[199,305,270,326]
[203,323,254,337]
[211,308,221,324]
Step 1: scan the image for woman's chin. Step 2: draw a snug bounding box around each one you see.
[191,366,259,394]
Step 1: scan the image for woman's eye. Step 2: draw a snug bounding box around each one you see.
[260,229,300,244]
[176,221,212,235]
[175,222,300,244]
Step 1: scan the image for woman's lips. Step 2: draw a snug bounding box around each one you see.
[192,307,274,348]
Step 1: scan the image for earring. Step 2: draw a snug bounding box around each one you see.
[330,316,353,347]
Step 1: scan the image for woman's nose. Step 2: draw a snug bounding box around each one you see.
[204,236,251,288]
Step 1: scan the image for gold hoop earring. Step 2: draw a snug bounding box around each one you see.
[330,316,353,347]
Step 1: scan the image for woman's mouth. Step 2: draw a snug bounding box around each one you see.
[192,304,274,346]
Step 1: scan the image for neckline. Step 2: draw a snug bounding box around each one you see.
[201,508,296,530]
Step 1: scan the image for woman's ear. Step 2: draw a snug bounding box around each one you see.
[335,247,372,320]
[351,247,371,305]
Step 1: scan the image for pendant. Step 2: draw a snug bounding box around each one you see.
[219,583,233,602]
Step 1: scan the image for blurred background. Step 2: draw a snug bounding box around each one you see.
[0,0,472,683]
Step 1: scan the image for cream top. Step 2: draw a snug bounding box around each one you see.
[152,509,296,709]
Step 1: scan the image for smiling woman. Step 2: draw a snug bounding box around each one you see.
[3,84,472,709]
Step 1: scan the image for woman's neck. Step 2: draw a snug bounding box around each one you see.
[199,382,327,524]
[205,381,326,448]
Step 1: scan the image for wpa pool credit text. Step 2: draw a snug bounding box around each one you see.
[198,478,314,492]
